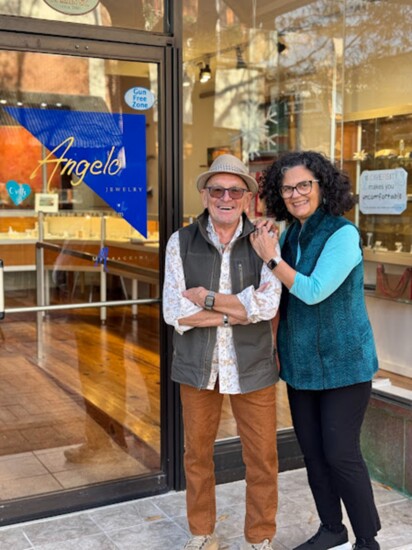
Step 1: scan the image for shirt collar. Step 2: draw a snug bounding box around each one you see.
[206,216,243,249]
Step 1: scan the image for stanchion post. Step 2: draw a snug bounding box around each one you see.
[36,212,45,360]
[0,259,5,320]
[100,214,107,324]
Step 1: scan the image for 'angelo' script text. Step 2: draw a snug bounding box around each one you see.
[30,136,122,191]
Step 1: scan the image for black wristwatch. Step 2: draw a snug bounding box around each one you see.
[204,291,215,310]
[267,257,282,270]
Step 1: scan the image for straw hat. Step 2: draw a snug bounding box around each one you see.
[196,154,258,195]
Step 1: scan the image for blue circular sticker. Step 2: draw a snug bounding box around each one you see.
[124,87,156,111]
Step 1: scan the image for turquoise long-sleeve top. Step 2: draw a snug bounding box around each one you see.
[280,224,362,305]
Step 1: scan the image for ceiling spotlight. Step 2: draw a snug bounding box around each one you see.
[183,70,191,87]
[199,62,212,83]
[277,41,287,55]
[236,46,247,69]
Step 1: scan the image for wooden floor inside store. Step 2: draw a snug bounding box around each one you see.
[0,286,158,494]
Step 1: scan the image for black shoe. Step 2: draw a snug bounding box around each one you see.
[294,524,351,550]
[352,538,380,550]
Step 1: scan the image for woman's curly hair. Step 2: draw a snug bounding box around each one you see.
[260,150,356,222]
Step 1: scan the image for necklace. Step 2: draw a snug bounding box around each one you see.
[219,239,231,253]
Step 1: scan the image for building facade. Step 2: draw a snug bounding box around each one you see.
[0,0,410,525]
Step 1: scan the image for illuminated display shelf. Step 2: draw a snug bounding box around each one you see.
[0,213,159,276]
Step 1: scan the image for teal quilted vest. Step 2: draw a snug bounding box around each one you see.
[278,208,378,390]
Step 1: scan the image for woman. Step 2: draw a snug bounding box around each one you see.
[251,151,381,550]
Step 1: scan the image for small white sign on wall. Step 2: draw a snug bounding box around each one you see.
[359,168,407,215]
[35,193,59,213]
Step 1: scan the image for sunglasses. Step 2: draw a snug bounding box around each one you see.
[205,186,249,199]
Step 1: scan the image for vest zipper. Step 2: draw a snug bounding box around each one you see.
[237,261,244,289]
[201,250,219,388]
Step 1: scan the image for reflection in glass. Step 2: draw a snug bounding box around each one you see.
[182,1,344,221]
[183,0,346,437]
[182,0,412,435]
[0,51,161,499]
[0,0,165,32]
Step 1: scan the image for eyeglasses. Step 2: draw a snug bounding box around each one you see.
[205,186,249,199]
[279,180,318,199]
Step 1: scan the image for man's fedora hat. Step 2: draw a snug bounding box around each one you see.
[196,154,258,195]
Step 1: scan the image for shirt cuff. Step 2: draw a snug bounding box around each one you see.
[174,320,194,335]
[236,285,257,321]
[175,302,203,334]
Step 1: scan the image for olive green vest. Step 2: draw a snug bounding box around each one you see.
[171,210,278,393]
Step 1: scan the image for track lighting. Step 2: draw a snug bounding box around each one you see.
[199,61,212,83]
[277,41,287,55]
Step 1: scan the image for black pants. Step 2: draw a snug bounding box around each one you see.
[288,381,381,539]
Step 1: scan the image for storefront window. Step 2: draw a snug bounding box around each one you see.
[182,0,343,217]
[0,0,166,33]
[183,0,347,437]
[339,0,412,389]
[183,0,343,437]
[0,49,162,499]
[182,0,412,437]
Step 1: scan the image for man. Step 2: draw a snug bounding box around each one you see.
[163,154,281,550]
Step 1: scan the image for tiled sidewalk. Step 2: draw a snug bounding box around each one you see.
[0,468,411,549]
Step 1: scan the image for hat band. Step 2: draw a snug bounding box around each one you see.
[210,164,247,175]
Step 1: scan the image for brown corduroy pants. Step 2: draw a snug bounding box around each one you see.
[180,383,278,544]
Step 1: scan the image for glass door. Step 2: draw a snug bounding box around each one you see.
[0,42,173,523]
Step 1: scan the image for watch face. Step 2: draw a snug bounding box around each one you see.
[267,258,277,270]
[205,293,215,309]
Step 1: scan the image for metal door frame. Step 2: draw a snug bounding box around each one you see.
[0,9,183,524]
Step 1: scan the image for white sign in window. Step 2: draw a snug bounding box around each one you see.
[359,168,407,215]
[35,193,59,213]
[43,0,100,16]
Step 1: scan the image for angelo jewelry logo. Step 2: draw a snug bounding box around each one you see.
[5,106,148,236]
[29,136,122,192]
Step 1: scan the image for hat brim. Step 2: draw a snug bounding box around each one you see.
[196,170,258,195]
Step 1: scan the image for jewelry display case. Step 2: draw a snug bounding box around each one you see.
[0,212,159,294]
[340,107,412,378]
[40,212,160,282]
[342,106,412,304]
